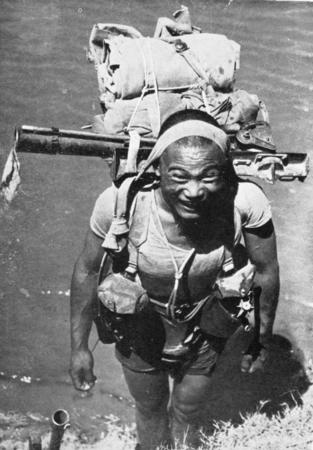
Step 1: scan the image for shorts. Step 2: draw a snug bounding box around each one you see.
[115,332,226,377]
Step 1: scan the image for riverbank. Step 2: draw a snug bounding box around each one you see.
[1,388,313,450]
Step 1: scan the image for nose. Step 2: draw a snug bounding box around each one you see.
[183,180,205,200]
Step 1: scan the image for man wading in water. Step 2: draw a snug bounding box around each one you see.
[70,110,280,449]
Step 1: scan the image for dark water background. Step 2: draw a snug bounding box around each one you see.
[1,0,313,436]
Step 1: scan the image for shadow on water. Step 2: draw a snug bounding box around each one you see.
[203,330,311,429]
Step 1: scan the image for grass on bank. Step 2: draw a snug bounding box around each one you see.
[1,398,313,450]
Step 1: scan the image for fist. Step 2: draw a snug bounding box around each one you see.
[69,348,97,391]
[241,342,269,374]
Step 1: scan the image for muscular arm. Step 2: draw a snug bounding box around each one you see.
[243,220,280,345]
[70,228,105,389]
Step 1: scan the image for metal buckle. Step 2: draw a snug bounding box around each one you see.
[174,39,188,53]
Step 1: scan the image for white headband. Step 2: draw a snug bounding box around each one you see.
[137,120,229,177]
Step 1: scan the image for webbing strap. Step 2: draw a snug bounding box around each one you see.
[222,246,235,274]
[166,248,196,321]
[125,191,152,276]
[220,207,242,274]
[175,41,215,116]
[102,176,137,251]
[127,38,161,138]
[96,251,112,317]
[258,100,270,123]
[128,191,152,248]
[126,88,146,132]
[145,38,161,137]
[125,240,138,278]
[125,130,141,173]
[175,41,210,85]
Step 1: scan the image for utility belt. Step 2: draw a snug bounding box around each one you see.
[94,266,256,366]
[150,288,255,363]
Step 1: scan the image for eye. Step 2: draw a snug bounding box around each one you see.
[169,171,189,183]
[201,169,222,182]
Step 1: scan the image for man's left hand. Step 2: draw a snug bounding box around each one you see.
[240,341,269,373]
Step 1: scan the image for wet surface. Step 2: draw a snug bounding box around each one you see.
[0,0,313,434]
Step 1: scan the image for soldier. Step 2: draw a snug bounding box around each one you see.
[70,110,279,449]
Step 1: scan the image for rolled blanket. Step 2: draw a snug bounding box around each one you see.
[96,33,240,101]
[92,92,184,137]
[92,89,260,137]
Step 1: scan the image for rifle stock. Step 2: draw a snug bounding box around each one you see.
[15,125,309,183]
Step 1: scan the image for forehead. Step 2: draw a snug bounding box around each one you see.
[160,139,226,170]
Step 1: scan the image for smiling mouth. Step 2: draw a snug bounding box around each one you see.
[179,201,200,211]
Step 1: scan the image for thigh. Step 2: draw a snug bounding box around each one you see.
[122,365,170,410]
[171,372,213,447]
[172,341,217,411]
[172,372,213,410]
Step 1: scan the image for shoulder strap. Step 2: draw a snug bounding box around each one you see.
[102,176,138,251]
[101,171,153,277]
[221,205,242,274]
[129,191,152,247]
[125,191,152,278]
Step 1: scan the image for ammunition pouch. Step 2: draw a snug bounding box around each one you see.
[199,256,256,337]
[94,300,124,344]
[199,293,255,338]
[97,272,149,314]
[200,297,242,338]
[95,271,150,345]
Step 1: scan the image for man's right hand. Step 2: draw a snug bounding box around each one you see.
[69,348,97,391]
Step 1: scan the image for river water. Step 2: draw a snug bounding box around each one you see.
[1,0,313,438]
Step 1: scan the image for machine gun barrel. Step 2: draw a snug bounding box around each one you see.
[15,125,309,183]
[15,125,155,157]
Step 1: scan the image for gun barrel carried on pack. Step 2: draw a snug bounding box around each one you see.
[15,124,309,183]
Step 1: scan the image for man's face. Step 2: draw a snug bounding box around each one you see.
[158,141,228,221]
